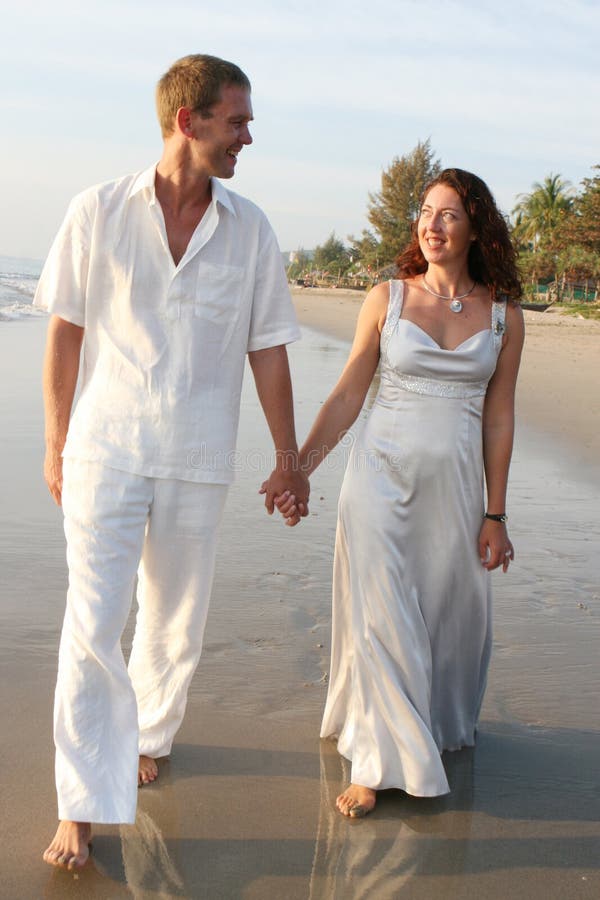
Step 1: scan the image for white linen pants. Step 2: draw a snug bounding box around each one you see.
[56,459,228,824]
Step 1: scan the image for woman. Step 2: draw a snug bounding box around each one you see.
[273,168,524,817]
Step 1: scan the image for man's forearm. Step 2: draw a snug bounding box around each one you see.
[42,316,84,452]
[248,345,299,461]
[249,344,310,515]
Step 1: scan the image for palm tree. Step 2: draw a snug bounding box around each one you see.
[512,173,573,250]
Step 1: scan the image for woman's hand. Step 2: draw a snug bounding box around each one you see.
[478,519,514,572]
[275,489,302,527]
[258,482,305,527]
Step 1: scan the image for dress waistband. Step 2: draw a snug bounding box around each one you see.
[379,371,489,399]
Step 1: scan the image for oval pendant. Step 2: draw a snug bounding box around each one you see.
[449,299,463,313]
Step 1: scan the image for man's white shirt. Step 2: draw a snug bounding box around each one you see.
[34,166,300,483]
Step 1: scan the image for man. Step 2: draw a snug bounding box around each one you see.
[35,54,309,869]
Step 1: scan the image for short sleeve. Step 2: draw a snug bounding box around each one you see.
[33,193,92,327]
[246,215,301,352]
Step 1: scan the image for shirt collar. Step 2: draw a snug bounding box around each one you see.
[128,165,157,202]
[209,178,237,217]
[128,166,237,217]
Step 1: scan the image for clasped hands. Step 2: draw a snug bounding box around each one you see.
[259,463,310,527]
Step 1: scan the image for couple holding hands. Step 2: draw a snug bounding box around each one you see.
[37,53,522,869]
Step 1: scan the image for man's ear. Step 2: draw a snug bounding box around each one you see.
[176,107,193,137]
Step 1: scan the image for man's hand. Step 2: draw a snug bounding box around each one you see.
[44,448,64,506]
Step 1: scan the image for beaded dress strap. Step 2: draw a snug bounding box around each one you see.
[381,280,404,358]
[491,298,507,353]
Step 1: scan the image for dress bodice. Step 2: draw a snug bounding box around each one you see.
[379,280,506,400]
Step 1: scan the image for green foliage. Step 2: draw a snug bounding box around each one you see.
[512,173,574,251]
[517,246,557,282]
[514,167,600,284]
[286,247,312,280]
[347,229,381,272]
[350,139,442,270]
[555,245,600,280]
[562,166,600,253]
[312,232,352,275]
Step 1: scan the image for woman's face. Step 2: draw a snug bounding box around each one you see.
[418,184,475,268]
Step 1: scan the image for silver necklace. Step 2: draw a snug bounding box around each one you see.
[422,274,475,313]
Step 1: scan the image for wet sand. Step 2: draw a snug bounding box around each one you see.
[1,309,599,899]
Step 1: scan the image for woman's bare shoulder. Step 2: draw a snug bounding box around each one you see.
[365,280,391,302]
[361,280,392,331]
[506,299,525,331]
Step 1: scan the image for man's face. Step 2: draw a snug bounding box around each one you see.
[189,85,253,179]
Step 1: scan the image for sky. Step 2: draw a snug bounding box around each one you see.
[1,0,599,260]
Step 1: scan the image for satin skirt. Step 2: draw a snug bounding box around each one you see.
[320,389,492,797]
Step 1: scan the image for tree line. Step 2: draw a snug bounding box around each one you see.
[287,139,600,301]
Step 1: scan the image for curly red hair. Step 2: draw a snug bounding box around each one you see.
[396,168,522,301]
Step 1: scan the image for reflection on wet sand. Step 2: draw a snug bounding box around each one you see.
[121,811,185,898]
[309,740,474,899]
[38,717,600,898]
[309,723,600,899]
[43,765,185,898]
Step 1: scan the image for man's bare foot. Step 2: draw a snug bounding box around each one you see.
[336,784,377,818]
[138,755,158,786]
[43,821,92,869]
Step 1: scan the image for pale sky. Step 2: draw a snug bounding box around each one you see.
[2,0,599,259]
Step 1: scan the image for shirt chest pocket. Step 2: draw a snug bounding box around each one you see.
[193,261,245,323]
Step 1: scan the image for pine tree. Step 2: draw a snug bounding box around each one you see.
[350,140,441,270]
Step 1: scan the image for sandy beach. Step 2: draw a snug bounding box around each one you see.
[1,298,599,899]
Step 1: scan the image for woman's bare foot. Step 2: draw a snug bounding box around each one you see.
[138,755,158,786]
[43,821,92,869]
[336,784,377,818]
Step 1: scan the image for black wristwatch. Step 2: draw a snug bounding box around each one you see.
[484,512,508,523]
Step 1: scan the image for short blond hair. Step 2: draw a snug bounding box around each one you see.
[156,54,251,137]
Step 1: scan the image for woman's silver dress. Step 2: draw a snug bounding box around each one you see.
[321,280,506,796]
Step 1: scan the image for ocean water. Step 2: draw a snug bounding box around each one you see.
[0,255,44,322]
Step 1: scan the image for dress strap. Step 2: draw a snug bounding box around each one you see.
[491,297,507,353]
[381,280,404,358]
